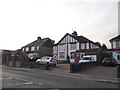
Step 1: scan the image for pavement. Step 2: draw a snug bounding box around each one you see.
[2,64,120,85]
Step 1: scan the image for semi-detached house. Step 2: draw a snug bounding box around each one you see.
[109,35,120,64]
[53,31,101,62]
[21,37,54,60]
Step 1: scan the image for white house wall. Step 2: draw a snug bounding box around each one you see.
[76,42,79,50]
[53,46,57,54]
[59,35,77,44]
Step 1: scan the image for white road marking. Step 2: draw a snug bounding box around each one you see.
[5,77,12,79]
[12,77,43,86]
[24,82,33,85]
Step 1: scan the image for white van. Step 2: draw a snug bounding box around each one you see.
[79,56,96,63]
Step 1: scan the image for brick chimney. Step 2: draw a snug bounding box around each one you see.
[72,31,78,36]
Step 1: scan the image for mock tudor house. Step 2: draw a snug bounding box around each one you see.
[21,37,54,61]
[109,35,120,64]
[53,31,101,63]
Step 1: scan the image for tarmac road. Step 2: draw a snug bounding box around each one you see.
[2,65,119,89]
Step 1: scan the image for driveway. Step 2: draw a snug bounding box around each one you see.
[75,66,117,78]
[51,64,118,79]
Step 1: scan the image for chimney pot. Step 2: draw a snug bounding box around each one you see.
[37,37,41,40]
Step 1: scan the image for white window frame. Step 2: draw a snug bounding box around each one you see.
[22,48,24,52]
[31,46,35,51]
[59,45,65,51]
[37,46,39,51]
[116,41,120,48]
[70,44,76,50]
[86,43,89,49]
[26,47,29,51]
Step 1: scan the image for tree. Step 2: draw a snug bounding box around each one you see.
[95,42,101,47]
[101,44,107,49]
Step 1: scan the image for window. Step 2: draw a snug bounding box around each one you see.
[37,46,39,51]
[70,52,75,59]
[22,48,24,52]
[113,41,116,48]
[26,47,29,51]
[59,45,65,51]
[86,43,89,49]
[81,43,84,49]
[59,52,65,59]
[70,44,76,50]
[84,43,87,49]
[81,43,87,49]
[31,46,35,51]
[116,41,120,48]
[53,46,57,52]
[46,57,50,60]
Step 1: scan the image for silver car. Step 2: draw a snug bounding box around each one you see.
[36,56,57,66]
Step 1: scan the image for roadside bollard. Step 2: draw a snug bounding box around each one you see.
[117,64,120,78]
[70,63,74,73]
[30,62,35,68]
[45,63,49,70]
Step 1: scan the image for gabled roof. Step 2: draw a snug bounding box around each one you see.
[109,35,120,42]
[55,33,100,46]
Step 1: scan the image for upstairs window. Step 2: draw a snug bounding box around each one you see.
[31,46,35,51]
[26,47,29,51]
[53,46,57,52]
[37,46,39,51]
[81,43,86,49]
[22,48,24,52]
[59,45,65,51]
[70,44,76,50]
[116,41,120,48]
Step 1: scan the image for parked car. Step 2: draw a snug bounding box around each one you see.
[102,57,118,66]
[36,56,57,66]
[28,53,39,62]
[79,56,96,63]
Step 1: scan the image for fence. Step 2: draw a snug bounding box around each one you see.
[6,55,29,68]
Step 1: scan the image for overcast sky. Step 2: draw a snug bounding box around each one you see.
[0,0,119,50]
